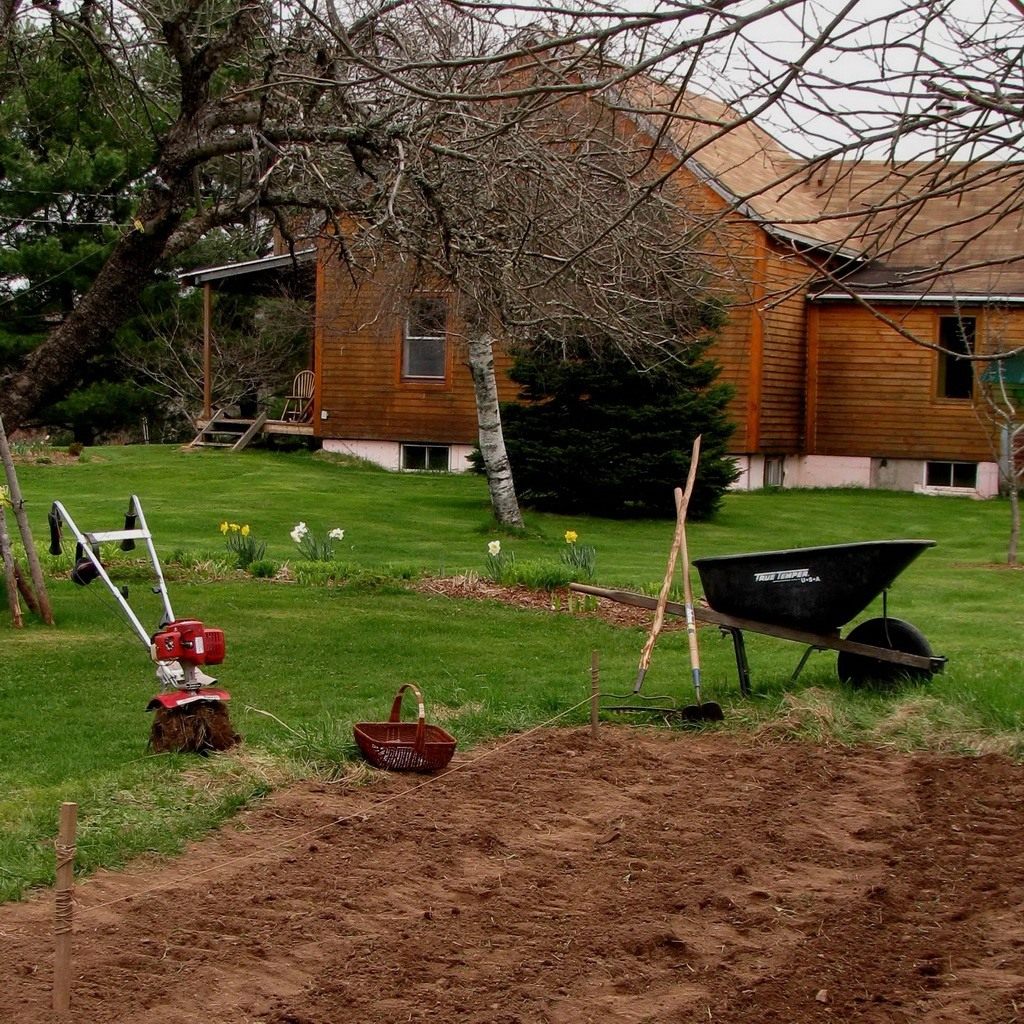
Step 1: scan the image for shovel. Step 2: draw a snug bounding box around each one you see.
[677,484,724,723]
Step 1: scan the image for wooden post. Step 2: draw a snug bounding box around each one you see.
[53,802,77,1014]
[0,414,53,624]
[0,503,23,627]
[590,649,600,738]
[202,282,213,420]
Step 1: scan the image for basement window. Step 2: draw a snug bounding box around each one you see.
[937,315,975,399]
[925,461,977,489]
[763,457,784,488]
[402,444,450,472]
[403,297,447,380]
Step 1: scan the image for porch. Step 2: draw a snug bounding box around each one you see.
[179,247,319,449]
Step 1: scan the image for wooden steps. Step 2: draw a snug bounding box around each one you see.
[190,410,268,451]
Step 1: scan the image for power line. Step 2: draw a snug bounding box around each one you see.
[0,213,133,228]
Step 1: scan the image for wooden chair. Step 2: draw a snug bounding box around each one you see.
[281,369,315,422]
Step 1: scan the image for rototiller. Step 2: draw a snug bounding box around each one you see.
[48,494,239,754]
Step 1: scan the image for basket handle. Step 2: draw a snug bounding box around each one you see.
[389,683,427,754]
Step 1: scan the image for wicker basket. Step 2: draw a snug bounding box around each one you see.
[353,683,457,773]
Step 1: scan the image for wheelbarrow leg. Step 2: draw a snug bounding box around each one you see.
[791,645,825,683]
[725,627,752,697]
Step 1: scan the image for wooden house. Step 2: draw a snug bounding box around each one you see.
[186,86,1024,497]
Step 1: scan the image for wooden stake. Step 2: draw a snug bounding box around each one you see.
[53,802,77,1014]
[0,415,54,624]
[590,649,600,738]
[14,563,40,616]
[0,503,23,627]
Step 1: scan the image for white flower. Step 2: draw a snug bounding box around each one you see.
[329,528,345,541]
[290,522,308,544]
[488,540,501,557]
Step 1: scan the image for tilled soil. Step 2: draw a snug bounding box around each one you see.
[2,727,1023,1023]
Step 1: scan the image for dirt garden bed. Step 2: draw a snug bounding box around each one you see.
[413,574,680,630]
[2,726,1023,1023]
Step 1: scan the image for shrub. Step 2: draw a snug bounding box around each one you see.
[488,339,737,519]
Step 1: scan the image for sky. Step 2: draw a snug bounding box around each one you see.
[684,0,1023,160]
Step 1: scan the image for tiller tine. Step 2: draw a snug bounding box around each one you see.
[147,690,239,755]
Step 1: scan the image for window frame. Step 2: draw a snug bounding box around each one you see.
[925,460,977,489]
[401,443,450,472]
[402,296,448,382]
[936,314,976,401]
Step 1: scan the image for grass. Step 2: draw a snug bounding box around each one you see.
[1,443,1022,901]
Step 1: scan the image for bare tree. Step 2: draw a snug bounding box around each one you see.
[975,310,1023,563]
[123,295,312,435]
[0,0,408,428]
[332,34,734,524]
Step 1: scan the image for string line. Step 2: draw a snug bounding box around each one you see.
[80,695,595,915]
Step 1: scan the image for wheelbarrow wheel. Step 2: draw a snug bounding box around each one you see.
[837,617,934,688]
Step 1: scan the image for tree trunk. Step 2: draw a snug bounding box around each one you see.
[0,414,53,623]
[0,504,23,628]
[466,331,523,528]
[0,211,180,430]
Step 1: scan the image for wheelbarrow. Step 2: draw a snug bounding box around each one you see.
[571,539,947,693]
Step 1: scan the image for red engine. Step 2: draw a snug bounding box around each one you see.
[150,619,226,666]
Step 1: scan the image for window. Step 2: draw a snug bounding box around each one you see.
[402,444,450,471]
[403,297,447,380]
[925,461,977,489]
[937,315,975,399]
[763,456,784,488]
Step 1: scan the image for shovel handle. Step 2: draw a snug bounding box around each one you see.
[678,437,703,699]
[680,511,702,687]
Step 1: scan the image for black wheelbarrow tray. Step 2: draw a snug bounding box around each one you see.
[571,539,947,692]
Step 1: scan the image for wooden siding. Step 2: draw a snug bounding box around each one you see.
[314,266,517,445]
[311,92,827,457]
[758,244,811,451]
[812,304,996,460]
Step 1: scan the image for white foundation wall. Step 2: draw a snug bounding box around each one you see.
[322,438,477,472]
[729,453,1000,497]
[786,455,873,489]
[729,454,871,490]
[977,461,1001,497]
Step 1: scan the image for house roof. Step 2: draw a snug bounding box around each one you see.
[611,78,1024,298]
[177,76,1023,303]
[806,160,1024,300]
[611,78,861,255]
[178,248,317,294]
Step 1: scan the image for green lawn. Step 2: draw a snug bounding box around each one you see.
[1,444,1022,901]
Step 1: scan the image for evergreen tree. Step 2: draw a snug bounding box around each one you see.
[0,21,158,439]
[0,23,308,441]
[496,337,737,520]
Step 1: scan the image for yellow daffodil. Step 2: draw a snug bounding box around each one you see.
[229,522,240,532]
[241,524,250,537]
[564,530,578,544]
[219,521,229,534]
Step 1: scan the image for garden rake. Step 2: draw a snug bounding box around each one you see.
[605,436,723,721]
